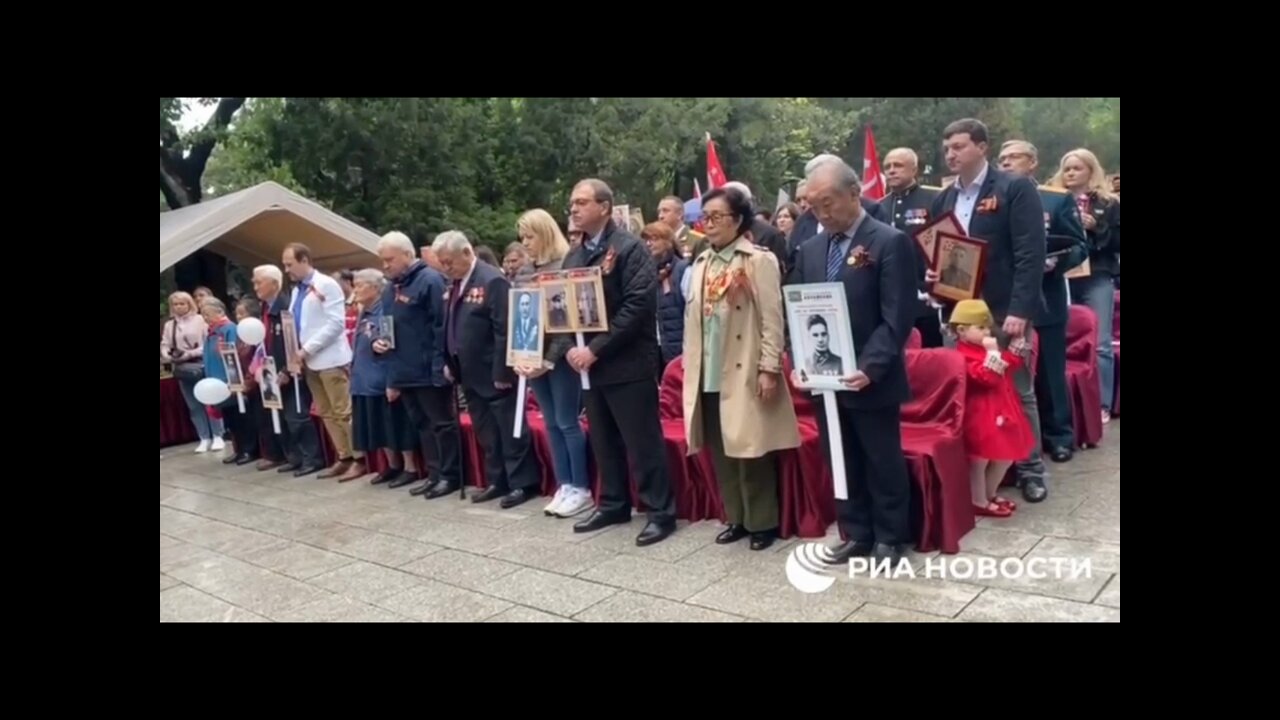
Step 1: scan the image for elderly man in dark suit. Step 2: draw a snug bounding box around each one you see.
[787,154,889,270]
[787,159,918,567]
[435,231,540,509]
[929,118,1047,501]
[564,178,676,546]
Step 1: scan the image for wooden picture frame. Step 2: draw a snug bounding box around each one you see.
[931,232,989,303]
[259,357,284,410]
[914,211,965,271]
[279,310,302,373]
[507,287,545,367]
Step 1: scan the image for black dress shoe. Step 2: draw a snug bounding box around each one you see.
[425,482,460,500]
[409,480,435,496]
[871,542,906,568]
[277,463,301,474]
[499,488,534,509]
[1022,477,1048,503]
[823,540,875,565]
[471,486,506,504]
[573,510,629,533]
[222,454,239,465]
[387,473,417,489]
[749,530,777,552]
[715,525,749,545]
[234,454,259,466]
[294,464,324,478]
[636,521,676,547]
[1050,446,1074,463]
[370,468,401,486]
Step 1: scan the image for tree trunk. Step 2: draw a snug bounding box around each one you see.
[160,98,245,301]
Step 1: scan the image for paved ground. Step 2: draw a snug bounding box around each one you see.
[160,422,1119,622]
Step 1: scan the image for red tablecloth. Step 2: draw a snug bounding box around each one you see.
[160,377,200,448]
[1066,306,1104,447]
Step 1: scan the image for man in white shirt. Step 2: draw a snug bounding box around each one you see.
[283,242,363,482]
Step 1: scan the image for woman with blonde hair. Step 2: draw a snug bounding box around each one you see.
[1050,148,1120,422]
[160,291,224,453]
[513,209,592,518]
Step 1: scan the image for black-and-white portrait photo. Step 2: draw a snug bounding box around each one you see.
[220,346,244,390]
[931,233,987,302]
[543,284,572,332]
[260,357,283,409]
[576,284,601,328]
[804,314,844,377]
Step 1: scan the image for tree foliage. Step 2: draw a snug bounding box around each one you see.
[187,97,1120,254]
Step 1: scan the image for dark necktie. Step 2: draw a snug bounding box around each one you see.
[826,232,847,282]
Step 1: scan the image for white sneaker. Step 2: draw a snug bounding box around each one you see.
[554,487,594,518]
[211,437,226,452]
[1101,409,1111,425]
[544,486,569,516]
[194,440,210,454]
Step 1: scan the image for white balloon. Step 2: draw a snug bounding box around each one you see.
[237,317,266,345]
[194,378,231,406]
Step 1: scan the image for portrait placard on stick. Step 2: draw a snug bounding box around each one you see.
[914,212,965,271]
[280,310,302,373]
[566,267,608,334]
[378,316,396,349]
[260,357,284,411]
[612,204,630,230]
[219,342,246,393]
[931,232,989,303]
[507,287,545,367]
[783,283,857,393]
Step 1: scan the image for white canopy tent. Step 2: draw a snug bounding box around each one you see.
[159,182,382,273]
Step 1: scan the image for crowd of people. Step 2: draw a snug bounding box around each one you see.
[161,117,1118,565]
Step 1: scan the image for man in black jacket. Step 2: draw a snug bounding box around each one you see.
[879,147,945,348]
[787,154,889,270]
[564,178,676,546]
[376,232,462,498]
[434,231,539,509]
[787,160,917,568]
[252,265,323,477]
[930,119,1047,501]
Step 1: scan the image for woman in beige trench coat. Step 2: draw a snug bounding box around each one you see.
[683,186,800,550]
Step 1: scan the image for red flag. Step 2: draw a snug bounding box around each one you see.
[861,126,885,201]
[705,132,727,190]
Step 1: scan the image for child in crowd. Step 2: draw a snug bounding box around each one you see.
[949,300,1035,518]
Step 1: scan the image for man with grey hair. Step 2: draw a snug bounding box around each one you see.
[563,177,676,546]
[787,159,917,568]
[433,230,540,508]
[788,153,888,269]
[374,230,461,498]
[880,147,945,348]
[252,264,323,476]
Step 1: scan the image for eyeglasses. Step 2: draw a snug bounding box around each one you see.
[701,211,736,225]
[998,152,1031,163]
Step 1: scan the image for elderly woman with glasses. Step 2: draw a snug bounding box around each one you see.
[683,185,799,551]
[351,269,420,485]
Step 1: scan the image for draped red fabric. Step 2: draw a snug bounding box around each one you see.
[906,327,922,350]
[900,349,974,553]
[1066,306,1104,446]
[160,378,200,448]
[774,355,836,537]
[658,356,711,522]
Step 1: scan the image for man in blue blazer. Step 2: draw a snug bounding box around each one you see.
[929,119,1047,501]
[787,160,918,568]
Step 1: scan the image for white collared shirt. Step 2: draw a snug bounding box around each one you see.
[953,161,990,234]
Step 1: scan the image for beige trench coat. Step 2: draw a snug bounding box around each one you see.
[683,238,800,458]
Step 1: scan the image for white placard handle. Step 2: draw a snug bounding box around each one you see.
[575,332,591,390]
[295,379,302,414]
[513,375,527,439]
[237,391,246,414]
[821,391,848,500]
[272,409,282,434]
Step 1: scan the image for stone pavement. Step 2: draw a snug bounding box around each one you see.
[160,422,1119,622]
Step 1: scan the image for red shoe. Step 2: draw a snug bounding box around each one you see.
[991,496,1017,512]
[974,501,1013,518]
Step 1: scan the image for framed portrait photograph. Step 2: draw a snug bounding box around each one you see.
[782,282,857,392]
[565,267,608,333]
[541,281,574,333]
[612,204,631,230]
[377,315,396,349]
[507,287,544,366]
[931,232,989,303]
[219,342,246,393]
[259,357,284,410]
[914,211,965,271]
[279,310,302,373]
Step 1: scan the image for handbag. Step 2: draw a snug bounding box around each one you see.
[169,319,205,381]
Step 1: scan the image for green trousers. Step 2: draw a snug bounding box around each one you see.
[702,394,779,532]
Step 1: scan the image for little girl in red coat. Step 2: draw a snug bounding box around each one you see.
[950,300,1036,518]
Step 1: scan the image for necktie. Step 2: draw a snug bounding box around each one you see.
[448,280,462,353]
[826,233,847,282]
